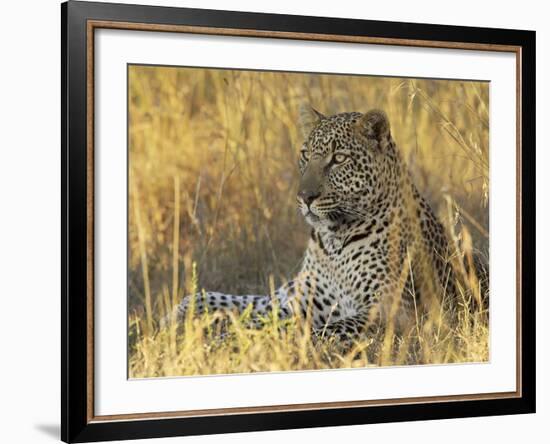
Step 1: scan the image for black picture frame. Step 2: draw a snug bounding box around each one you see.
[61,1,536,442]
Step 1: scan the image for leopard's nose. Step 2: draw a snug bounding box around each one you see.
[298,189,321,206]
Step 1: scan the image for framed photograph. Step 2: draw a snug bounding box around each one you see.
[61,1,535,442]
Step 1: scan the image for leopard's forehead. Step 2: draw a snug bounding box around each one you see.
[307,112,363,154]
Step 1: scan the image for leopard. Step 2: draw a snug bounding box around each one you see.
[168,105,466,343]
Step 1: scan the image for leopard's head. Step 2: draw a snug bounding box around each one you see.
[297,105,398,228]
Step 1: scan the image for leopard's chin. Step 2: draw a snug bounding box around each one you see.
[305,211,321,224]
[301,209,327,228]
[303,210,343,230]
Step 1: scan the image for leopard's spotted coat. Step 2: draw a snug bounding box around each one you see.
[170,107,459,341]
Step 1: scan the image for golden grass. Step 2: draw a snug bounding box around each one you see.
[128,65,489,378]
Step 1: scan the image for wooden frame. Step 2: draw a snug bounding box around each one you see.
[62,1,536,442]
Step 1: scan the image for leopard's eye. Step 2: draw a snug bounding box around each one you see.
[300,149,310,162]
[333,153,348,164]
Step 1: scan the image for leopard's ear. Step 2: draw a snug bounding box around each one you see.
[354,110,391,149]
[298,104,325,138]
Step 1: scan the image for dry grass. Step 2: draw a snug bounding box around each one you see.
[128,65,489,378]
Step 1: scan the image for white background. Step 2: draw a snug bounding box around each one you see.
[95,29,517,415]
[0,0,547,443]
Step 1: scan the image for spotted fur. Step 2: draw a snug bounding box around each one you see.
[170,107,459,342]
